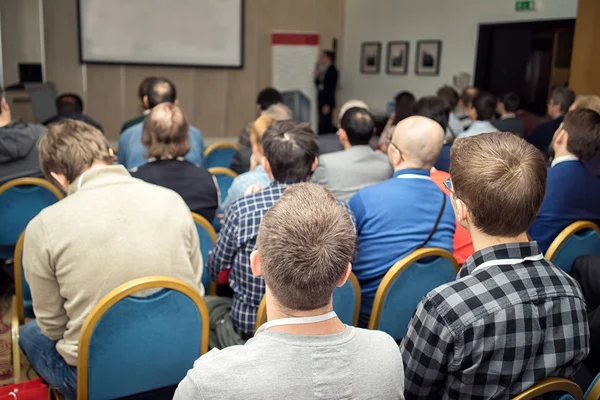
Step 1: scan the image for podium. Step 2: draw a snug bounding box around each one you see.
[4,83,57,124]
[281,90,311,123]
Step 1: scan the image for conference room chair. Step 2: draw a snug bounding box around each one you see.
[512,377,583,400]
[587,373,600,400]
[0,178,63,259]
[545,221,600,274]
[204,142,239,169]
[368,248,460,342]
[77,276,209,400]
[208,167,238,232]
[254,272,362,332]
[191,212,217,295]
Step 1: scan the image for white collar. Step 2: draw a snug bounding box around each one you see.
[500,113,516,120]
[551,155,579,168]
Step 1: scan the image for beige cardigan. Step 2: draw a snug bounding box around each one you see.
[23,165,203,366]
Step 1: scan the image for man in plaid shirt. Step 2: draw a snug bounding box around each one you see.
[401,132,589,399]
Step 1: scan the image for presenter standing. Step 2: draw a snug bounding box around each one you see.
[314,51,339,134]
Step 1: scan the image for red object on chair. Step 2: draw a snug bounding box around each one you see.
[217,269,231,285]
[0,378,49,400]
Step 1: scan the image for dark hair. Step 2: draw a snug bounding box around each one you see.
[56,93,84,114]
[147,77,177,108]
[257,183,355,311]
[138,76,157,102]
[460,87,479,108]
[392,91,416,125]
[341,107,374,146]
[562,108,600,161]
[261,120,318,182]
[500,92,520,113]
[256,87,283,111]
[450,132,547,237]
[437,85,460,110]
[551,86,576,114]
[473,91,497,121]
[142,103,190,159]
[413,96,449,132]
[323,50,336,64]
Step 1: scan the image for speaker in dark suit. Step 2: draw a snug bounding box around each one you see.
[314,51,339,134]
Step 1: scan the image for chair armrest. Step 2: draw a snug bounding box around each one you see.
[11,296,21,383]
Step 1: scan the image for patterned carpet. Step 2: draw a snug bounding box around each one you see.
[0,295,14,385]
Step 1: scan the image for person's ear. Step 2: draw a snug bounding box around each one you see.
[337,263,351,287]
[50,172,70,192]
[338,128,348,145]
[451,194,470,231]
[174,99,179,106]
[1,97,9,112]
[250,251,263,277]
[311,157,319,173]
[262,157,273,176]
[142,96,150,109]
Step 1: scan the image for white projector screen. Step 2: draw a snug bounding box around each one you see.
[78,0,243,68]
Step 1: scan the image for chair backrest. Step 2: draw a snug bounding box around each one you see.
[191,212,217,294]
[254,272,362,332]
[546,221,600,274]
[368,248,460,341]
[0,178,63,258]
[208,167,238,204]
[513,377,583,400]
[78,276,209,400]
[204,142,239,169]
[586,373,600,400]
[14,231,35,325]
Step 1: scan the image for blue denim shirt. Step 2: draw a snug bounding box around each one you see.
[118,122,205,169]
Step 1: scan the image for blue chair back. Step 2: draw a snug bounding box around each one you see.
[332,272,361,326]
[546,221,600,274]
[368,248,460,341]
[78,276,209,400]
[191,213,217,294]
[585,372,600,400]
[0,178,63,259]
[204,143,239,169]
[209,168,238,233]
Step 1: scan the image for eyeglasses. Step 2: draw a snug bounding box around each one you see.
[444,178,453,192]
[390,141,404,161]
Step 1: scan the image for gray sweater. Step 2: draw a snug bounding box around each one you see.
[0,121,45,185]
[174,326,404,399]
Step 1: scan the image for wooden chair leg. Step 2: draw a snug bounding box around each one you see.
[11,296,21,384]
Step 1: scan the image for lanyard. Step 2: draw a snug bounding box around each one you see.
[396,174,430,180]
[255,311,337,335]
[472,253,545,273]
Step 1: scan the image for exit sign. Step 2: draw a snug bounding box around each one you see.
[516,1,536,11]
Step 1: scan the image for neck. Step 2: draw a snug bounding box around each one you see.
[470,229,530,252]
[343,142,352,151]
[551,112,563,120]
[266,294,345,336]
[395,163,429,172]
[553,146,574,159]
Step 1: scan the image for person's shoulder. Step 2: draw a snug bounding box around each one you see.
[189,125,203,137]
[121,122,142,138]
[352,327,398,348]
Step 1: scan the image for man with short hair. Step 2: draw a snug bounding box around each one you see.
[529,108,600,252]
[18,120,203,399]
[457,86,479,130]
[118,77,205,169]
[315,50,339,134]
[492,92,526,137]
[206,120,323,348]
[175,183,404,400]
[401,132,589,399]
[318,99,368,155]
[43,93,103,132]
[436,85,464,137]
[528,86,576,153]
[312,107,392,202]
[459,91,498,137]
[236,87,283,151]
[349,116,455,325]
[0,86,45,185]
[120,76,156,134]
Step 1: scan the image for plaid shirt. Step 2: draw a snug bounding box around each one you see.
[400,242,589,400]
[207,181,354,335]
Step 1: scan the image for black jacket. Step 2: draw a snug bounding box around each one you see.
[0,121,45,185]
[43,112,104,133]
[315,65,339,108]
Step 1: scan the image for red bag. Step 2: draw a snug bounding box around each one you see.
[0,379,49,400]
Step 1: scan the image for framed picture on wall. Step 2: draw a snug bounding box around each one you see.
[415,40,442,76]
[360,42,381,74]
[386,41,409,75]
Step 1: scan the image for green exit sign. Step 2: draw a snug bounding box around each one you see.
[516,0,536,11]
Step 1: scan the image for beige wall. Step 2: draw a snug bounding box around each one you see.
[43,0,345,141]
[570,0,600,97]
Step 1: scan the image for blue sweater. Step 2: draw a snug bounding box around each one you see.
[348,169,455,315]
[529,160,600,252]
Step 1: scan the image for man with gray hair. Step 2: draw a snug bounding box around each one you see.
[349,116,455,326]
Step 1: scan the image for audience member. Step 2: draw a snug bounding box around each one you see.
[315,50,339,134]
[206,121,322,348]
[378,91,416,152]
[459,91,497,137]
[412,96,451,172]
[175,183,404,400]
[319,99,368,156]
[312,107,392,202]
[120,76,156,134]
[349,116,454,325]
[118,77,205,169]
[0,86,45,185]
[222,114,276,210]
[492,92,526,137]
[515,107,542,137]
[236,88,283,150]
[401,132,589,399]
[18,120,203,399]
[457,86,479,130]
[131,103,219,222]
[43,93,103,132]
[529,109,600,252]
[569,95,600,176]
[436,85,464,138]
[527,86,576,153]
[571,255,600,390]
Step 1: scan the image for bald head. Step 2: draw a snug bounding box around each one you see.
[391,116,444,169]
[147,77,177,108]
